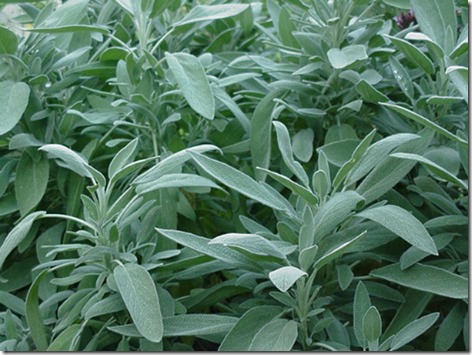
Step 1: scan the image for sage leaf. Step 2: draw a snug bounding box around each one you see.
[165,52,214,120]
[163,314,238,336]
[189,152,289,211]
[114,263,163,343]
[0,211,45,270]
[219,306,284,351]
[248,319,298,351]
[175,4,249,27]
[269,266,307,293]
[25,270,49,351]
[390,313,439,351]
[371,263,468,299]
[363,306,382,342]
[0,81,30,136]
[15,152,49,216]
[356,205,437,255]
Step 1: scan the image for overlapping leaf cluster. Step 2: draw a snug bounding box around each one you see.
[0,0,468,351]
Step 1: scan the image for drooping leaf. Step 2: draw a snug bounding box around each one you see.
[268,266,307,293]
[0,81,30,136]
[384,35,435,74]
[0,211,45,270]
[371,263,468,299]
[357,205,437,255]
[165,52,214,120]
[391,152,467,190]
[108,138,138,180]
[114,263,163,343]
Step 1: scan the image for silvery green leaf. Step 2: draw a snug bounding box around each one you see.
[371,263,467,299]
[114,263,163,342]
[390,313,439,351]
[269,266,307,293]
[165,52,214,120]
[0,81,30,136]
[356,205,437,255]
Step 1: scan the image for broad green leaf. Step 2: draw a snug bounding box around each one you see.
[381,0,410,9]
[0,211,45,270]
[248,319,298,351]
[314,191,364,243]
[9,133,43,150]
[165,52,214,120]
[390,313,439,351]
[292,128,314,162]
[445,66,468,103]
[336,264,354,291]
[434,303,464,351]
[47,324,82,351]
[357,205,437,255]
[163,314,238,336]
[347,133,420,185]
[371,263,468,299]
[273,121,309,186]
[277,7,298,48]
[250,89,285,181]
[136,173,222,194]
[27,24,109,34]
[0,26,18,54]
[189,152,289,211]
[269,266,307,292]
[108,138,138,180]
[363,306,382,342]
[258,168,318,205]
[318,139,360,167]
[391,153,467,190]
[219,306,284,351]
[384,35,435,74]
[174,4,249,27]
[15,152,49,216]
[354,282,372,349]
[355,80,389,103]
[381,103,467,147]
[156,228,259,271]
[314,231,366,270]
[327,45,368,69]
[411,0,456,54]
[0,291,25,315]
[364,281,405,303]
[209,233,285,259]
[114,263,163,343]
[0,81,30,136]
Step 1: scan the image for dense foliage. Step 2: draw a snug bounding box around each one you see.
[0,0,468,351]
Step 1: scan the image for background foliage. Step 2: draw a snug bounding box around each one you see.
[0,0,468,351]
